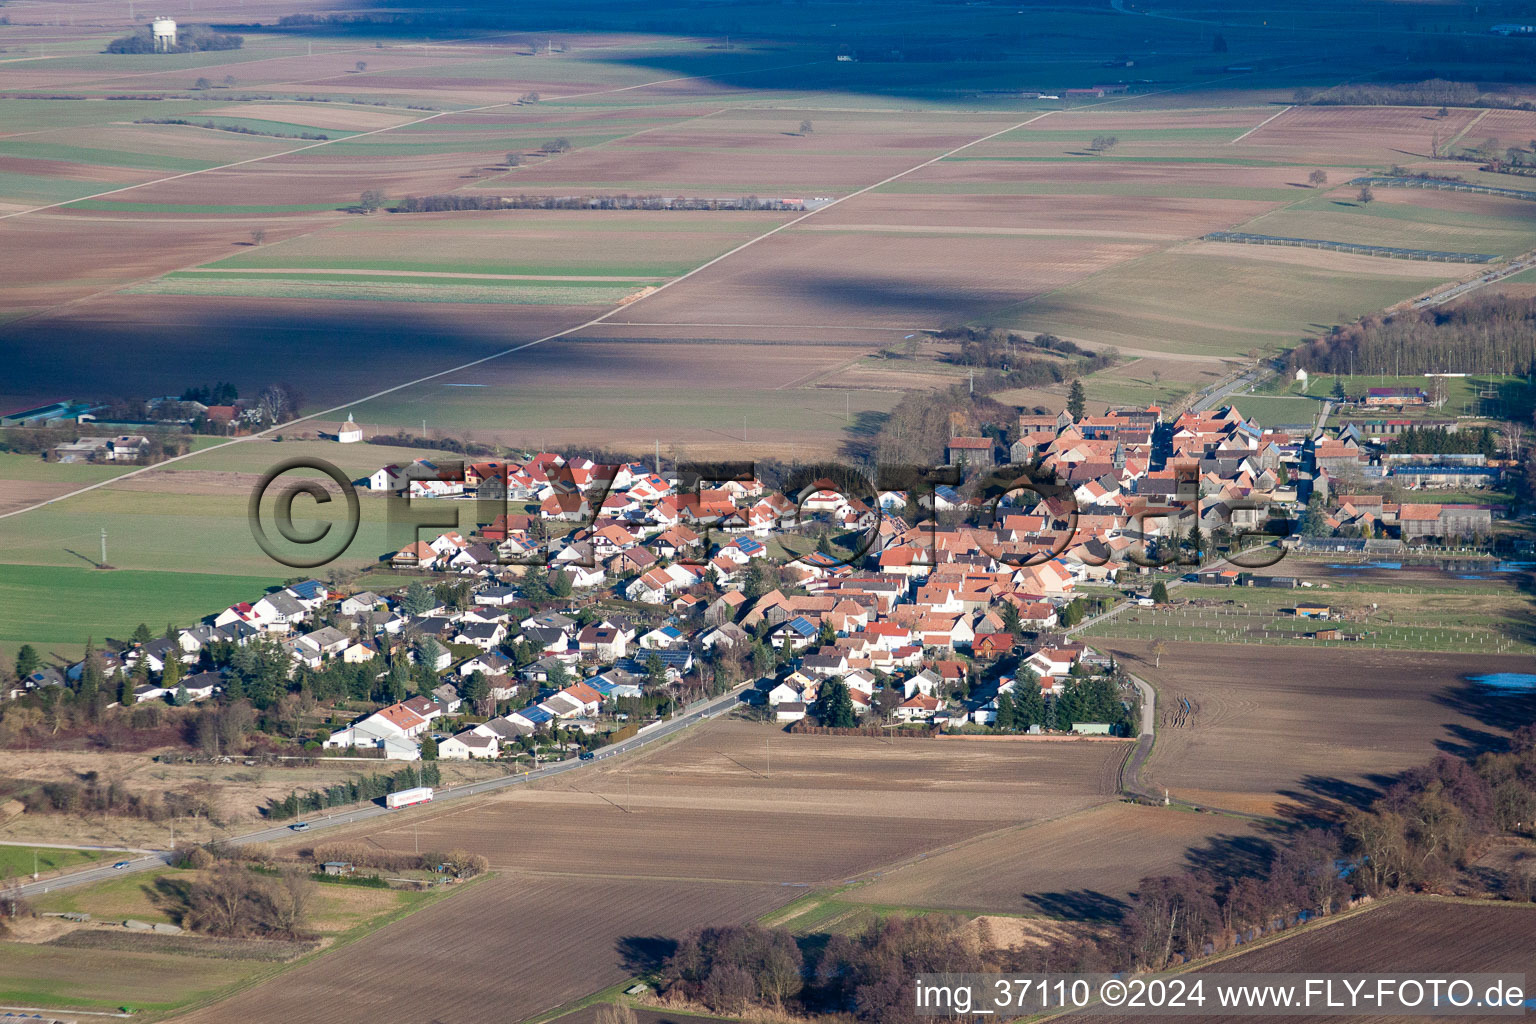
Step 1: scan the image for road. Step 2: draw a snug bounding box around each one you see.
[11,684,750,900]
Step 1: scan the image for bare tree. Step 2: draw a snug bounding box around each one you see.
[1088,134,1119,154]
[519,91,540,104]
[799,119,813,135]
[249,228,266,246]
[504,152,521,167]
[264,867,315,935]
[354,60,367,72]
[1150,639,1167,669]
[1356,184,1374,205]
[359,189,384,213]
[594,1004,637,1024]
[1307,169,1328,187]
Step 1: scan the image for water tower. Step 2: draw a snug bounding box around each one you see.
[151,17,177,51]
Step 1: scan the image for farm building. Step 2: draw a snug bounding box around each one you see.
[1363,387,1428,408]
[1294,603,1331,619]
[1398,503,1494,541]
[946,436,996,468]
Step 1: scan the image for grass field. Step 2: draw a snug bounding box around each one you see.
[0,844,101,878]
[0,564,286,657]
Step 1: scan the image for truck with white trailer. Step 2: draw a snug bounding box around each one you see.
[385,786,433,810]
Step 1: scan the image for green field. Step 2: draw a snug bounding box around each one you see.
[997,250,1449,356]
[0,564,286,657]
[0,845,102,878]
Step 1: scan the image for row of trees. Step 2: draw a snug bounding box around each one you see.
[264,763,442,820]
[105,24,243,54]
[1384,425,1499,456]
[181,863,314,939]
[393,192,805,213]
[1290,296,1536,378]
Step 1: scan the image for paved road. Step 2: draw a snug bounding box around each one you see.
[12,684,751,900]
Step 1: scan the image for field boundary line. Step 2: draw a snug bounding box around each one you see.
[1228,105,1292,144]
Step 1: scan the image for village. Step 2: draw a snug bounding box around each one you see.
[7,401,1515,769]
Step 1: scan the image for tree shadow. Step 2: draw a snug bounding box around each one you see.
[1024,889,1128,923]
[149,875,193,925]
[616,934,678,974]
[1274,773,1393,826]
[1435,681,1536,736]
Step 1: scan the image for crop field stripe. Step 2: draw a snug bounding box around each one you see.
[1228,104,1293,144]
[0,56,831,223]
[0,109,1052,522]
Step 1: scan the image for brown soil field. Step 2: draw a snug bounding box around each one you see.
[0,293,596,415]
[350,721,1127,883]
[170,874,793,1024]
[1102,643,1526,817]
[0,477,80,515]
[1040,107,1281,132]
[810,192,1276,241]
[902,157,1310,191]
[847,802,1270,916]
[1238,104,1485,162]
[625,229,1150,326]
[1096,899,1536,1024]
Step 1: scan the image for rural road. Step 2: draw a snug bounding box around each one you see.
[11,683,751,900]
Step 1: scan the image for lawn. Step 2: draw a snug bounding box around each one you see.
[1228,393,1326,427]
[0,845,102,879]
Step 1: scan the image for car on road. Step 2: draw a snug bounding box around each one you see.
[113,861,131,870]
[579,750,596,761]
[289,822,311,831]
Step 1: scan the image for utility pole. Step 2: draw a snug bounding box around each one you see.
[33,849,39,880]
[765,737,770,778]
[100,527,107,567]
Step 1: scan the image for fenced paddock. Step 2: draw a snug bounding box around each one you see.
[1351,175,1536,203]
[1202,230,1500,263]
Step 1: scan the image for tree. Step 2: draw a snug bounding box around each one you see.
[132,623,154,646]
[994,691,1018,730]
[1212,32,1228,52]
[355,60,367,72]
[162,652,183,691]
[799,119,813,135]
[999,601,1023,638]
[1331,376,1347,401]
[504,152,521,167]
[814,678,856,728]
[1150,639,1167,669]
[420,735,439,760]
[1300,492,1330,537]
[1356,184,1374,205]
[399,581,434,615]
[1150,581,1169,604]
[643,652,667,689]
[546,660,571,688]
[1307,169,1328,187]
[1067,378,1086,420]
[749,641,774,679]
[548,569,573,599]
[194,77,212,90]
[1088,134,1119,154]
[14,644,39,681]
[540,138,572,154]
[249,228,266,246]
[594,1004,637,1024]
[359,189,384,213]
[223,74,236,87]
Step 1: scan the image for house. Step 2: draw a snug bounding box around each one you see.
[577,624,628,661]
[454,621,507,651]
[339,591,383,615]
[775,701,808,723]
[904,668,941,699]
[1024,644,1083,678]
[439,730,499,760]
[895,693,941,721]
[401,695,447,723]
[972,633,1014,659]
